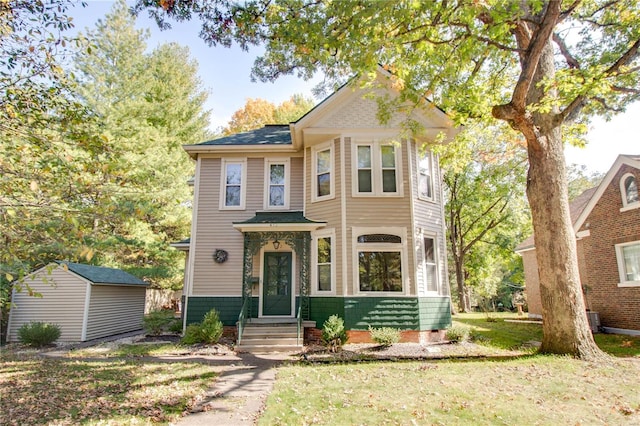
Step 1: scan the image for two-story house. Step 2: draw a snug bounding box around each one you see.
[177,68,456,350]
[517,154,640,335]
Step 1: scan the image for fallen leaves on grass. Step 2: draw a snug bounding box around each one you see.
[0,353,217,425]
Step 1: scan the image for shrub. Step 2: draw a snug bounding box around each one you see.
[200,309,223,344]
[180,309,223,345]
[322,315,347,352]
[369,325,401,347]
[18,321,61,347]
[446,324,470,343]
[181,323,204,345]
[169,318,183,334]
[143,310,176,335]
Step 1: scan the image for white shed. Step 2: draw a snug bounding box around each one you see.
[7,261,149,342]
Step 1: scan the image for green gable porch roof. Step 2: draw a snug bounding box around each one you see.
[232,211,326,232]
[57,261,148,287]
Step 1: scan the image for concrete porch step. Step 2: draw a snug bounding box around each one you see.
[235,343,303,353]
[237,322,303,353]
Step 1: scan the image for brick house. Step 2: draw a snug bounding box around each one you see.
[516,154,640,334]
[174,67,457,351]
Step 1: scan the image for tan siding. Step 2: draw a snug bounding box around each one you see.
[85,285,146,340]
[290,157,304,210]
[191,157,254,295]
[7,266,87,342]
[316,88,417,129]
[192,156,305,297]
[411,143,449,296]
[345,138,415,294]
[306,139,344,294]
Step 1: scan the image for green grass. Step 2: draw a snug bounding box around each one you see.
[0,352,217,425]
[261,357,640,425]
[260,313,640,424]
[454,312,543,351]
[454,312,640,357]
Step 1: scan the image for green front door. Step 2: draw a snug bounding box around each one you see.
[262,252,293,316]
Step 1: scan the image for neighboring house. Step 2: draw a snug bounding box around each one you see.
[7,261,149,342]
[179,67,456,347]
[516,154,640,334]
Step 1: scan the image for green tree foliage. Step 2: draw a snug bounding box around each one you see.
[567,164,604,201]
[71,0,211,288]
[442,128,530,313]
[222,94,314,135]
[135,0,639,359]
[1,0,98,318]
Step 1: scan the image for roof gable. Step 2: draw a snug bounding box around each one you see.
[573,154,640,232]
[57,261,148,286]
[516,154,640,253]
[290,66,457,148]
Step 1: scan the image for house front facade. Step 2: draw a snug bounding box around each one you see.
[180,69,456,343]
[517,154,640,334]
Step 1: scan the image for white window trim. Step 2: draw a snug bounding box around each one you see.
[352,226,408,296]
[220,158,247,210]
[311,229,336,295]
[351,140,403,197]
[615,240,640,287]
[422,233,441,295]
[417,147,435,202]
[311,141,335,202]
[620,172,640,212]
[263,158,290,210]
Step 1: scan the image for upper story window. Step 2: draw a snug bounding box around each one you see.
[620,173,639,210]
[353,141,401,196]
[418,149,434,200]
[264,158,290,210]
[220,159,246,210]
[355,231,404,293]
[615,241,640,287]
[312,142,334,202]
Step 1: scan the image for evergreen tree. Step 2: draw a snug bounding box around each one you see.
[72,0,211,287]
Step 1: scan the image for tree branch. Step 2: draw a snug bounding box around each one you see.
[511,2,562,109]
[553,32,580,69]
[559,38,640,122]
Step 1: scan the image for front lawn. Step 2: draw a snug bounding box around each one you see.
[261,357,640,425]
[454,312,640,357]
[260,313,640,425]
[0,352,217,425]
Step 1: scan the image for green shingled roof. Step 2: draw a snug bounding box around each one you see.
[233,211,323,225]
[58,261,148,286]
[194,125,291,146]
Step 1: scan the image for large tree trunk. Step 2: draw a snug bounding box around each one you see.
[526,130,603,360]
[522,36,604,360]
[494,23,606,360]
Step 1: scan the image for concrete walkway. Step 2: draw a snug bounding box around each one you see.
[170,352,294,426]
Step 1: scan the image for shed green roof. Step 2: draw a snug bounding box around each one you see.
[233,211,323,225]
[193,125,291,146]
[58,261,148,286]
